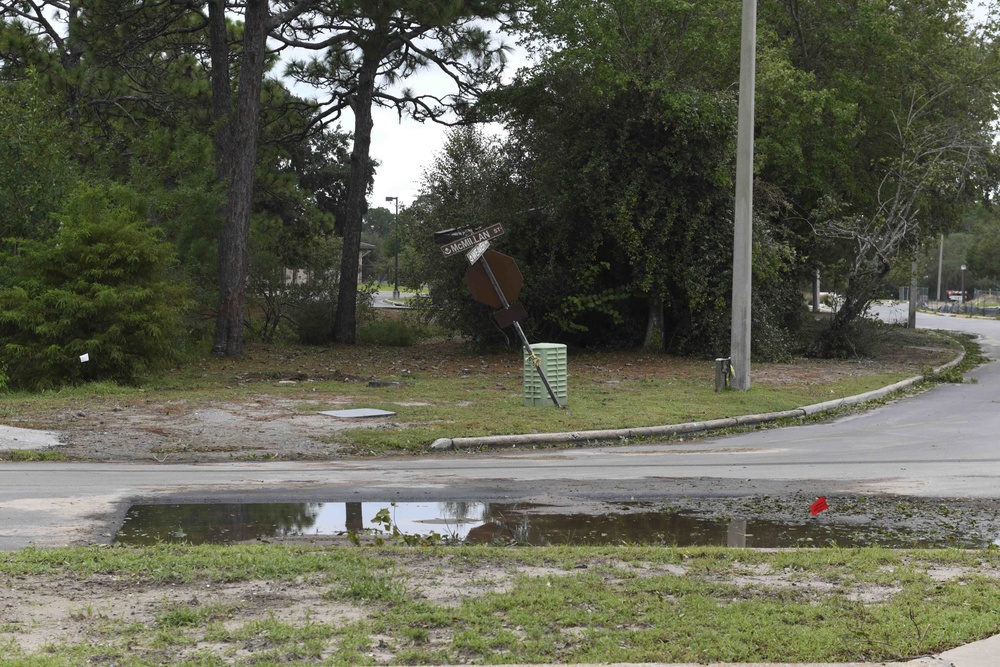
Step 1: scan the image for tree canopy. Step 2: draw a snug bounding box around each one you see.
[280,0,515,343]
[1,0,998,391]
[409,0,999,357]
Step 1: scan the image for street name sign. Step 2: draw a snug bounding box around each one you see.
[439,223,505,257]
[466,240,490,265]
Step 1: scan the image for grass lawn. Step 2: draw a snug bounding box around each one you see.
[0,317,971,458]
[2,543,1000,665]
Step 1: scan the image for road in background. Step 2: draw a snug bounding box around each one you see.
[2,308,998,550]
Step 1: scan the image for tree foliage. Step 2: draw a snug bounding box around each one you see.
[756,0,1000,355]
[364,206,394,237]
[0,73,77,246]
[965,205,1000,284]
[281,0,514,343]
[1,0,997,385]
[410,0,998,359]
[0,185,188,390]
[409,127,514,342]
[410,0,803,357]
[1,0,357,360]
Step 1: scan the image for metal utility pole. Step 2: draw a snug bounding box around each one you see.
[730,0,756,391]
[386,196,400,300]
[936,233,944,302]
[812,269,820,313]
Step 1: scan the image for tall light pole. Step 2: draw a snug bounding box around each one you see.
[961,264,966,304]
[936,233,944,302]
[386,196,399,300]
[730,0,757,391]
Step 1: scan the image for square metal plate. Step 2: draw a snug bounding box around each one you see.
[319,408,396,418]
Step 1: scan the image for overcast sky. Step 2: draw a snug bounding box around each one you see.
[366,101,477,211]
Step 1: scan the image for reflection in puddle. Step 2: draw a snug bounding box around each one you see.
[114,501,998,548]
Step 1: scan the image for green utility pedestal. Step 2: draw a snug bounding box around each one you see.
[523,343,567,407]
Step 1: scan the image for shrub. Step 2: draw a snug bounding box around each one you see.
[357,317,432,347]
[0,184,188,390]
[289,298,339,345]
[246,230,345,345]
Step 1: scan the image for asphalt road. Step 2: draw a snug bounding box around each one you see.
[2,309,999,551]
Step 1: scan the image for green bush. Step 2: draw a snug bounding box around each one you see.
[289,298,338,345]
[247,228,346,345]
[357,317,432,347]
[0,184,188,390]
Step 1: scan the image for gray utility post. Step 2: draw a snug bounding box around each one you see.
[936,233,944,302]
[812,269,821,313]
[730,0,756,391]
[386,196,400,300]
[908,260,918,329]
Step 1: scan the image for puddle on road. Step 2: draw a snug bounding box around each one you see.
[113,498,1000,548]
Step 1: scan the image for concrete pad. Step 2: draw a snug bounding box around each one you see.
[319,408,396,418]
[933,632,1000,666]
[424,662,922,667]
[0,424,61,450]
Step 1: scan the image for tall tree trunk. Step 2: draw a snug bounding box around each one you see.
[208,0,231,184]
[332,56,378,344]
[212,0,268,357]
[62,3,84,132]
[643,293,665,351]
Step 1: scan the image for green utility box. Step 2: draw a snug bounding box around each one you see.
[523,343,568,407]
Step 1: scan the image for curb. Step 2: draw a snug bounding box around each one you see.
[430,344,966,451]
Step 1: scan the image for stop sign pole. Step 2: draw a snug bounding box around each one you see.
[438,226,563,408]
[479,253,562,409]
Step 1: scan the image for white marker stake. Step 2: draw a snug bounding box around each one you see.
[80,353,90,363]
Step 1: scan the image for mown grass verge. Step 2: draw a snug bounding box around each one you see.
[2,544,1000,665]
[0,321,971,456]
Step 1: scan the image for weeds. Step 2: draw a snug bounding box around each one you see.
[345,503,456,547]
[4,545,1000,665]
[356,317,435,347]
[923,334,985,384]
[0,450,68,462]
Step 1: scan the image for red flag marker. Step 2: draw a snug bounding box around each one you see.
[810,496,829,516]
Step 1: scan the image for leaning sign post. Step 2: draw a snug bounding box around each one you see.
[437,225,563,408]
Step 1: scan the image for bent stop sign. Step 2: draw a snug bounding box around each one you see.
[463,250,522,308]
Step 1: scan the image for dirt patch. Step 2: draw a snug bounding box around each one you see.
[0,571,363,656]
[47,397,372,462]
[3,550,995,664]
[0,333,959,463]
[1,559,578,659]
